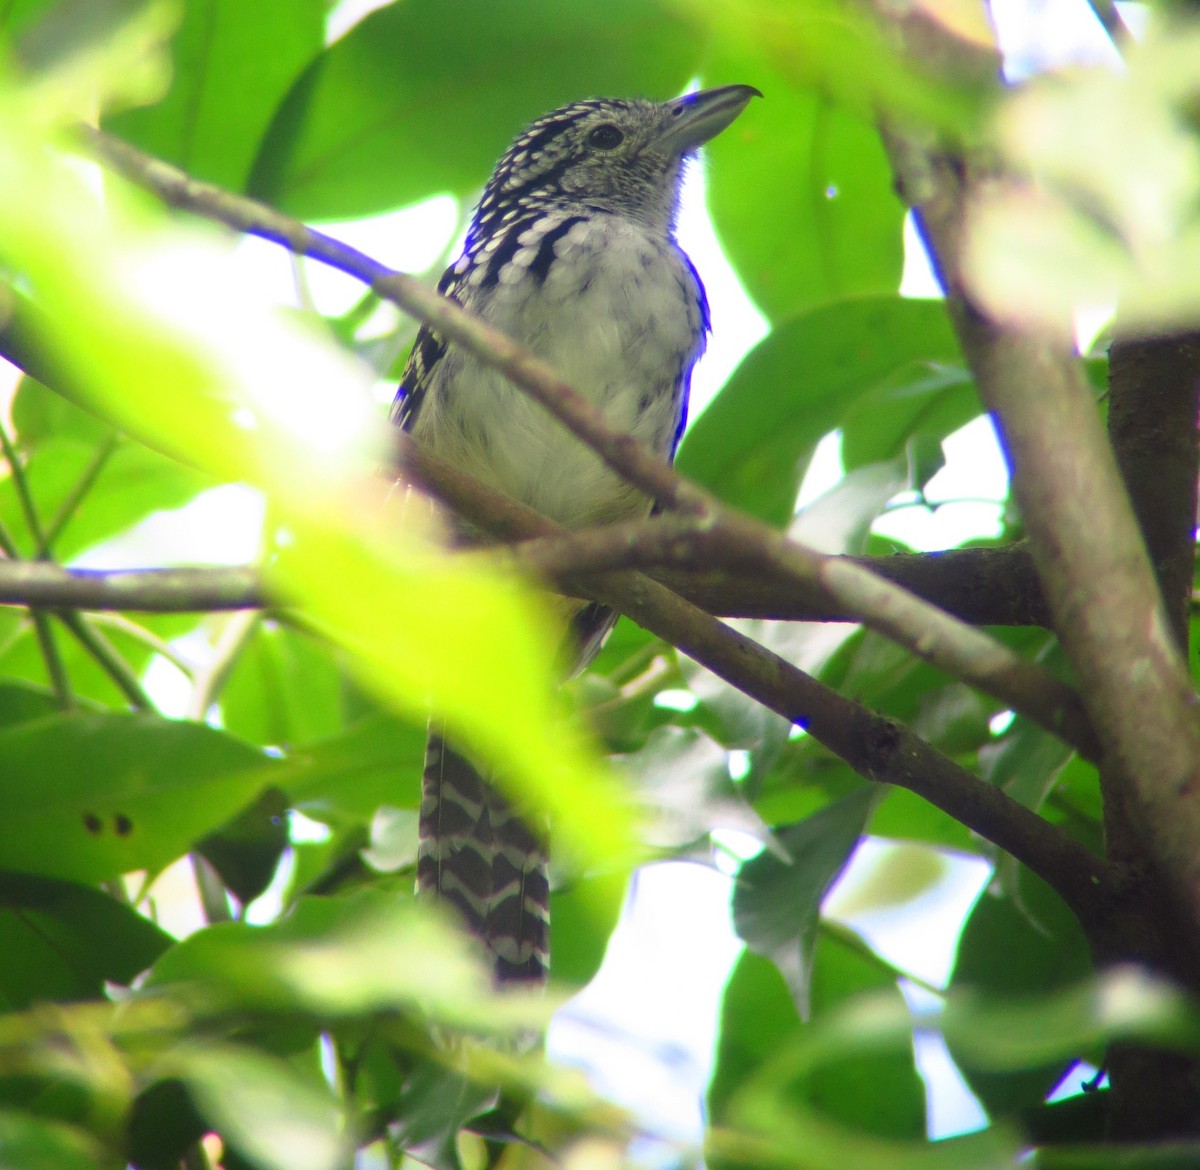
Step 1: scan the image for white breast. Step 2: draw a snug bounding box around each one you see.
[416,214,706,528]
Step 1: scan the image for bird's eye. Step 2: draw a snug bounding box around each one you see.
[587,124,624,150]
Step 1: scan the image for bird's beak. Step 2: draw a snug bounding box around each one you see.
[659,84,762,156]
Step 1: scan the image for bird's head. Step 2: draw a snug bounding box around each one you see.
[475,85,760,233]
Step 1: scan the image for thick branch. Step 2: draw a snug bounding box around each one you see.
[81,126,1096,759]
[1107,332,1200,650]
[0,562,265,612]
[880,54,1200,935]
[0,534,1043,626]
[401,435,1114,925]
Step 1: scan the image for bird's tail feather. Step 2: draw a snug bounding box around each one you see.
[417,732,549,984]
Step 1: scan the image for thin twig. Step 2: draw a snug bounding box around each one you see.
[86,611,197,677]
[41,431,120,554]
[0,420,48,554]
[186,608,261,722]
[55,610,152,709]
[32,610,72,710]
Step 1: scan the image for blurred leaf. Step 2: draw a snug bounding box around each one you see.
[0,871,171,1008]
[0,609,197,711]
[168,1042,346,1170]
[7,376,212,561]
[965,23,1200,335]
[1033,1141,1200,1168]
[710,939,924,1154]
[0,680,71,727]
[105,0,326,192]
[126,1077,206,1170]
[391,1058,495,1168]
[0,0,61,37]
[709,950,803,1132]
[790,458,909,555]
[673,0,986,132]
[826,842,949,918]
[0,1110,104,1170]
[733,787,875,1016]
[145,890,547,1032]
[677,297,960,524]
[804,931,925,1137]
[0,711,272,883]
[249,0,700,218]
[945,965,1200,1072]
[949,867,1092,1115]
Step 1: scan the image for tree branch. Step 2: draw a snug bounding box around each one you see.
[0,561,265,611]
[876,20,1200,940]
[79,125,1098,761]
[399,435,1114,925]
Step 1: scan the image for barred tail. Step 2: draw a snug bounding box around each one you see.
[416,732,549,984]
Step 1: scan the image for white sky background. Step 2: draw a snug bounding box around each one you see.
[0,0,1130,1156]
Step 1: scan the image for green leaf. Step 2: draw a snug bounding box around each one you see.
[948,867,1093,1116]
[944,966,1200,1072]
[709,952,1012,1170]
[705,66,904,321]
[621,726,777,852]
[104,0,326,192]
[804,932,925,1138]
[168,1042,347,1170]
[549,870,626,989]
[145,890,546,1032]
[249,0,701,218]
[277,713,425,825]
[732,787,876,1016]
[709,940,924,1150]
[709,950,803,1131]
[980,718,1075,812]
[2,390,211,560]
[1033,1141,1200,1168]
[676,297,961,524]
[218,620,350,748]
[840,362,979,471]
[0,1111,104,1170]
[0,871,171,1009]
[0,681,73,728]
[197,787,289,905]
[0,711,272,883]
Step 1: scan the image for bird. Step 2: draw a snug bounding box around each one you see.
[393,85,759,985]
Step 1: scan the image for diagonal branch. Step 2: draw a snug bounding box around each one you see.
[79,126,1098,760]
[400,432,1115,926]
